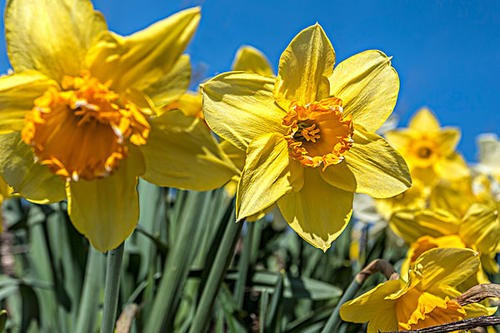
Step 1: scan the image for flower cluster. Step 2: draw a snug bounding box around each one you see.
[0,1,497,331]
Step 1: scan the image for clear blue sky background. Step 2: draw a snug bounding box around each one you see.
[1,0,498,162]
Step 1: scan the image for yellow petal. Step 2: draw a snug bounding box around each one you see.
[274,24,334,108]
[384,129,413,153]
[86,7,200,92]
[202,72,286,151]
[220,140,246,172]
[66,148,145,252]
[438,128,461,155]
[414,248,479,292]
[435,152,470,180]
[460,204,500,254]
[144,54,191,110]
[0,176,13,202]
[401,235,467,279]
[409,108,440,132]
[0,71,57,134]
[236,133,295,220]
[321,128,411,198]
[140,110,237,191]
[0,132,65,203]
[165,91,202,118]
[340,280,400,333]
[389,209,461,244]
[232,46,274,76]
[330,50,399,132]
[5,0,106,80]
[429,180,473,217]
[463,302,497,318]
[278,168,353,251]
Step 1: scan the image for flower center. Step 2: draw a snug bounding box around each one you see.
[410,139,438,168]
[396,288,466,331]
[417,146,432,159]
[22,72,150,181]
[282,97,353,169]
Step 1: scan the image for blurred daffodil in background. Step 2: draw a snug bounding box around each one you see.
[385,107,469,186]
[0,0,235,251]
[202,24,411,251]
[390,178,500,281]
[475,134,500,182]
[340,248,496,332]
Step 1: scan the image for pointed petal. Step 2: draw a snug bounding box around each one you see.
[0,71,57,134]
[236,133,295,220]
[144,54,191,109]
[220,140,246,171]
[384,129,413,152]
[66,149,144,252]
[321,128,411,198]
[232,46,274,76]
[330,50,399,132]
[278,169,353,251]
[415,248,480,292]
[459,203,500,254]
[463,303,497,318]
[435,152,470,180]
[340,280,400,333]
[389,209,461,244]
[438,128,461,155]
[140,110,236,191]
[5,0,107,80]
[0,132,65,203]
[274,24,334,108]
[409,108,440,132]
[202,72,286,151]
[86,8,199,92]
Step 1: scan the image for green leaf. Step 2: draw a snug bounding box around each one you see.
[227,271,342,301]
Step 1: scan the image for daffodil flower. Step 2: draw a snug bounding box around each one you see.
[390,201,500,277]
[340,248,496,332]
[385,108,469,185]
[0,0,235,251]
[202,24,411,250]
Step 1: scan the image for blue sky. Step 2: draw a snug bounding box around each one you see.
[1,0,498,161]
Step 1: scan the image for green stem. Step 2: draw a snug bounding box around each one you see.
[75,247,104,333]
[188,216,243,333]
[321,278,361,333]
[100,243,125,333]
[233,221,254,308]
[265,270,285,332]
[321,259,396,333]
[145,191,208,333]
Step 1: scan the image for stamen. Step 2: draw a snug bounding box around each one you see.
[22,72,150,181]
[282,97,353,169]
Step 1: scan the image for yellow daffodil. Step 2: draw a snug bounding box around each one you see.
[340,248,496,332]
[390,201,500,276]
[385,107,469,185]
[202,24,411,251]
[0,0,235,251]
